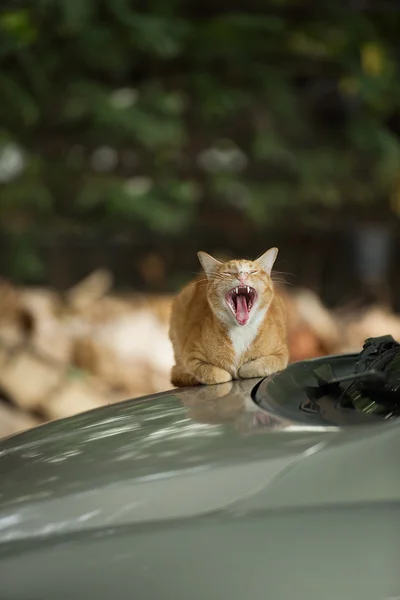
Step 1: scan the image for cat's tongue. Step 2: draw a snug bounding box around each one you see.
[236,294,249,325]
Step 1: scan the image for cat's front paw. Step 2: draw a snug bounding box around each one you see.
[196,365,232,385]
[238,356,282,379]
[171,365,201,387]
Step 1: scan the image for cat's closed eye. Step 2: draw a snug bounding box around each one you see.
[249,270,259,275]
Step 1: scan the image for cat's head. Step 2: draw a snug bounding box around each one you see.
[197,248,278,326]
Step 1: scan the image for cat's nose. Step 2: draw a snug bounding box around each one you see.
[238,272,248,284]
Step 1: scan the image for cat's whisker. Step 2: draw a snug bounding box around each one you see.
[207,272,228,279]
[271,269,295,287]
[272,274,291,281]
[272,270,295,279]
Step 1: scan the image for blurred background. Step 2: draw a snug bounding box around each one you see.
[1,0,400,437]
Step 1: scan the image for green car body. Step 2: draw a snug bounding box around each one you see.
[0,355,399,599]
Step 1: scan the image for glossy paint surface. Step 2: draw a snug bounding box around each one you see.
[1,369,399,599]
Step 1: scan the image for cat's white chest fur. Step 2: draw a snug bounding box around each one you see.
[227,308,266,373]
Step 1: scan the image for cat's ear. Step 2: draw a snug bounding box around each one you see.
[255,247,278,275]
[197,251,223,278]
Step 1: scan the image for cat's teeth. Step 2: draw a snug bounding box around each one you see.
[246,286,250,294]
[235,287,239,294]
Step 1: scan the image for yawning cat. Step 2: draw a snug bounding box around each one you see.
[169,248,288,387]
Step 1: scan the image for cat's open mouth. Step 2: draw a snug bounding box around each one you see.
[226,286,257,326]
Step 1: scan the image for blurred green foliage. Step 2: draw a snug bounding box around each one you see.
[1,0,400,279]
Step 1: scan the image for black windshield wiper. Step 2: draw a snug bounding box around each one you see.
[305,335,400,416]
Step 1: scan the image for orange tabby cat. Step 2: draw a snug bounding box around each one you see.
[169,248,288,386]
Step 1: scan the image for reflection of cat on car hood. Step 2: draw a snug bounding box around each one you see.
[180,379,288,434]
[169,249,288,387]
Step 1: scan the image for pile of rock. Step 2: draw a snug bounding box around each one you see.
[0,271,174,438]
[0,271,399,438]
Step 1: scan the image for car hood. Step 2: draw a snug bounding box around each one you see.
[1,372,400,545]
